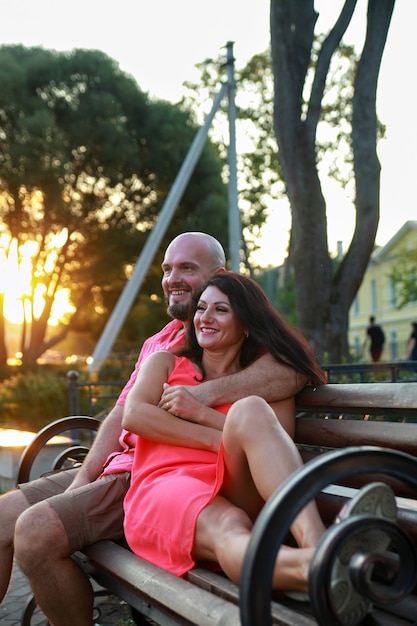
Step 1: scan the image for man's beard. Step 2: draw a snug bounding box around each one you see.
[167,302,190,321]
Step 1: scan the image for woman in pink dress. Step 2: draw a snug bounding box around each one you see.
[123,272,327,594]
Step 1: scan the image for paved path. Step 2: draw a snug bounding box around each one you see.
[0,562,133,625]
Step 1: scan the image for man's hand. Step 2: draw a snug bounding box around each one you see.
[159,383,209,423]
[159,383,225,431]
[177,383,213,407]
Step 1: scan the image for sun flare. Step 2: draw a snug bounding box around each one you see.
[0,231,75,326]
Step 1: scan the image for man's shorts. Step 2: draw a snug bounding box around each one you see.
[18,469,130,553]
[370,348,383,362]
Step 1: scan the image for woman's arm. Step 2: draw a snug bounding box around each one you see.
[123,351,222,452]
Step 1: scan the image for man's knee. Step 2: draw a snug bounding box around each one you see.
[0,489,29,544]
[14,501,69,570]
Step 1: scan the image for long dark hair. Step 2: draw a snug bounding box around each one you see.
[180,272,326,386]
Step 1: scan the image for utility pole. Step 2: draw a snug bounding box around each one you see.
[225,41,242,272]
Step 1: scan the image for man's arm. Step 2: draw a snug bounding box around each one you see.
[187,352,308,407]
[66,405,124,490]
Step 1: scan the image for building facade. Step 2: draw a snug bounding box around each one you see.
[348,221,417,361]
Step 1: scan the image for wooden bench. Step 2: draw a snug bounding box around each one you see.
[17,382,417,625]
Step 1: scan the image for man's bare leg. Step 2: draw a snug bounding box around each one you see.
[14,501,94,626]
[0,489,30,602]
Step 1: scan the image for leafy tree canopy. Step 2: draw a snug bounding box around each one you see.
[0,45,228,365]
[390,251,417,309]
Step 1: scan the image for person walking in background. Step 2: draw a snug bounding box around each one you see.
[407,322,417,360]
[363,315,385,362]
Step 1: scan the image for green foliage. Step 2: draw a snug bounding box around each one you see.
[257,266,298,326]
[0,45,228,365]
[182,43,382,272]
[183,51,280,267]
[0,364,14,384]
[115,295,169,353]
[390,250,417,309]
[0,370,69,431]
[274,278,298,327]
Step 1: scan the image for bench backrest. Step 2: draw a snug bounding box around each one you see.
[295,382,417,418]
[294,383,417,515]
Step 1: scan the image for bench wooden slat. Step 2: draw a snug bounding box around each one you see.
[295,416,417,499]
[78,542,241,626]
[186,568,316,626]
[295,417,417,455]
[77,542,317,626]
[295,383,417,417]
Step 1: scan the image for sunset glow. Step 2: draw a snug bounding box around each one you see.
[0,231,75,326]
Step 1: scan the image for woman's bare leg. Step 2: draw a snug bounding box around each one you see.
[193,495,313,592]
[220,395,325,548]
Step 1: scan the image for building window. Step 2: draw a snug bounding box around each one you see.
[389,328,398,360]
[409,270,417,303]
[389,276,396,309]
[353,334,361,358]
[371,279,377,312]
[352,295,359,315]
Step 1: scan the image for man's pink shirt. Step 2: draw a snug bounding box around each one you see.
[100,319,184,476]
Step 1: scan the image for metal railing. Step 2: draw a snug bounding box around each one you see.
[322,361,417,383]
[67,370,124,417]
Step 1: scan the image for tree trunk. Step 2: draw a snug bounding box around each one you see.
[270,0,395,362]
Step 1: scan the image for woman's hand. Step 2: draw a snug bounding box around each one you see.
[159,383,224,431]
[159,383,204,421]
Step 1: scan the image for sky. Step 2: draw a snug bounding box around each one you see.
[1,0,415,266]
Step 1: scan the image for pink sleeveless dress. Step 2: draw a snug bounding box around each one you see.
[123,356,230,576]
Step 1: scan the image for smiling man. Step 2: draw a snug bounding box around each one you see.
[2,232,309,626]
[162,233,226,321]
